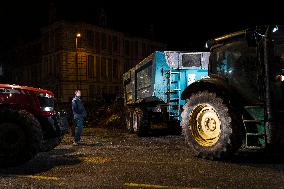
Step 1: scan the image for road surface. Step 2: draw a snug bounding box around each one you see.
[1,128,284,188]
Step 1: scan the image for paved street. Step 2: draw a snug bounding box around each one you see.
[1,127,284,189]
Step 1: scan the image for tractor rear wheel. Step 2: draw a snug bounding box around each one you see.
[181,91,241,159]
[0,109,42,167]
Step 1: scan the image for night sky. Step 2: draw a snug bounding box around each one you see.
[0,0,283,51]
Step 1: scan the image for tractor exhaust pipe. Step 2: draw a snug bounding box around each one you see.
[263,26,274,144]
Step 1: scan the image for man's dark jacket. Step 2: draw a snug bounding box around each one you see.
[72,96,87,119]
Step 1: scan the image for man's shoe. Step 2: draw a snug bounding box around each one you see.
[77,141,83,145]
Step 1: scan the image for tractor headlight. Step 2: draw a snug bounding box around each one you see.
[42,107,54,112]
[276,75,284,82]
[38,93,53,98]
[273,26,279,33]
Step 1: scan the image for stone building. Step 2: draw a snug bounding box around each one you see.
[7,21,166,103]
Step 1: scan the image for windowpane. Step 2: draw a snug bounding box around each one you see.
[101,57,106,79]
[88,55,95,79]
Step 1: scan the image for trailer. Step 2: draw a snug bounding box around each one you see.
[123,51,209,135]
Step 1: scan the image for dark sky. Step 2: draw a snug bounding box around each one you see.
[0,0,283,51]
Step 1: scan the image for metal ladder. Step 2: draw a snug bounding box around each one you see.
[166,70,181,121]
[243,106,266,149]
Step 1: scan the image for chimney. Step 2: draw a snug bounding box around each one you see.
[97,8,107,27]
[48,1,57,24]
[145,24,155,39]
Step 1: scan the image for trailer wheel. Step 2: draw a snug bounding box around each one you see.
[181,91,241,159]
[0,109,42,167]
[133,108,149,136]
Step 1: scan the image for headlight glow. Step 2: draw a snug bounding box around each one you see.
[42,107,54,112]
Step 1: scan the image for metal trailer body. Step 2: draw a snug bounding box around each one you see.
[123,51,209,132]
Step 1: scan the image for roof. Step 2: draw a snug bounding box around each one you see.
[0,84,54,96]
[206,25,281,49]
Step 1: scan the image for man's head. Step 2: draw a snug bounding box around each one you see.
[75,90,81,97]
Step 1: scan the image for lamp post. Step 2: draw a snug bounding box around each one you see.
[75,33,81,89]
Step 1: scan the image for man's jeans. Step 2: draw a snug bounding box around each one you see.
[74,118,84,142]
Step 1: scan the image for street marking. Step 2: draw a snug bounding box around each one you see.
[125,183,169,188]
[79,156,191,166]
[2,174,60,181]
[78,155,191,166]
[22,175,60,180]
[80,156,111,164]
[124,183,201,189]
[122,159,191,166]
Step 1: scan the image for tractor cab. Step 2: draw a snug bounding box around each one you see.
[205,25,284,147]
[181,26,284,160]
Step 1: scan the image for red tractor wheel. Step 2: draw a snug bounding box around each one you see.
[0,109,42,167]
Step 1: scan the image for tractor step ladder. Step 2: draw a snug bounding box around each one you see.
[243,106,266,149]
[166,70,181,121]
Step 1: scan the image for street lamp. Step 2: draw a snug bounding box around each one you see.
[75,33,81,89]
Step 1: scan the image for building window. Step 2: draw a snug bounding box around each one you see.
[66,32,71,44]
[102,33,107,50]
[0,64,3,76]
[142,43,146,57]
[101,57,107,79]
[147,45,151,55]
[43,35,48,51]
[113,59,118,79]
[50,55,54,75]
[54,29,60,49]
[56,53,61,75]
[115,86,120,94]
[113,36,118,52]
[125,40,130,55]
[96,56,101,80]
[124,58,130,72]
[95,32,100,52]
[88,55,95,79]
[86,30,95,48]
[43,56,48,77]
[49,31,55,49]
[134,41,138,57]
[97,86,101,96]
[102,86,107,95]
[89,85,95,100]
[150,45,155,53]
[53,54,57,74]
[108,35,112,53]
[31,66,37,84]
[107,58,112,79]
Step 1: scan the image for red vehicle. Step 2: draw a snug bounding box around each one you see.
[0,84,68,167]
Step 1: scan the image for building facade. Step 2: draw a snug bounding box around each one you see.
[8,21,166,103]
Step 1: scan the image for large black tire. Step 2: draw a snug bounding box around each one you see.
[133,108,149,137]
[181,91,241,160]
[40,137,62,152]
[40,114,66,152]
[0,109,43,167]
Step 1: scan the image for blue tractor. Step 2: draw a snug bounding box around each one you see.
[123,51,209,135]
[124,26,284,160]
[180,25,284,159]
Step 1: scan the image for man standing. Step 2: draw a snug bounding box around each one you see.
[72,90,87,145]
